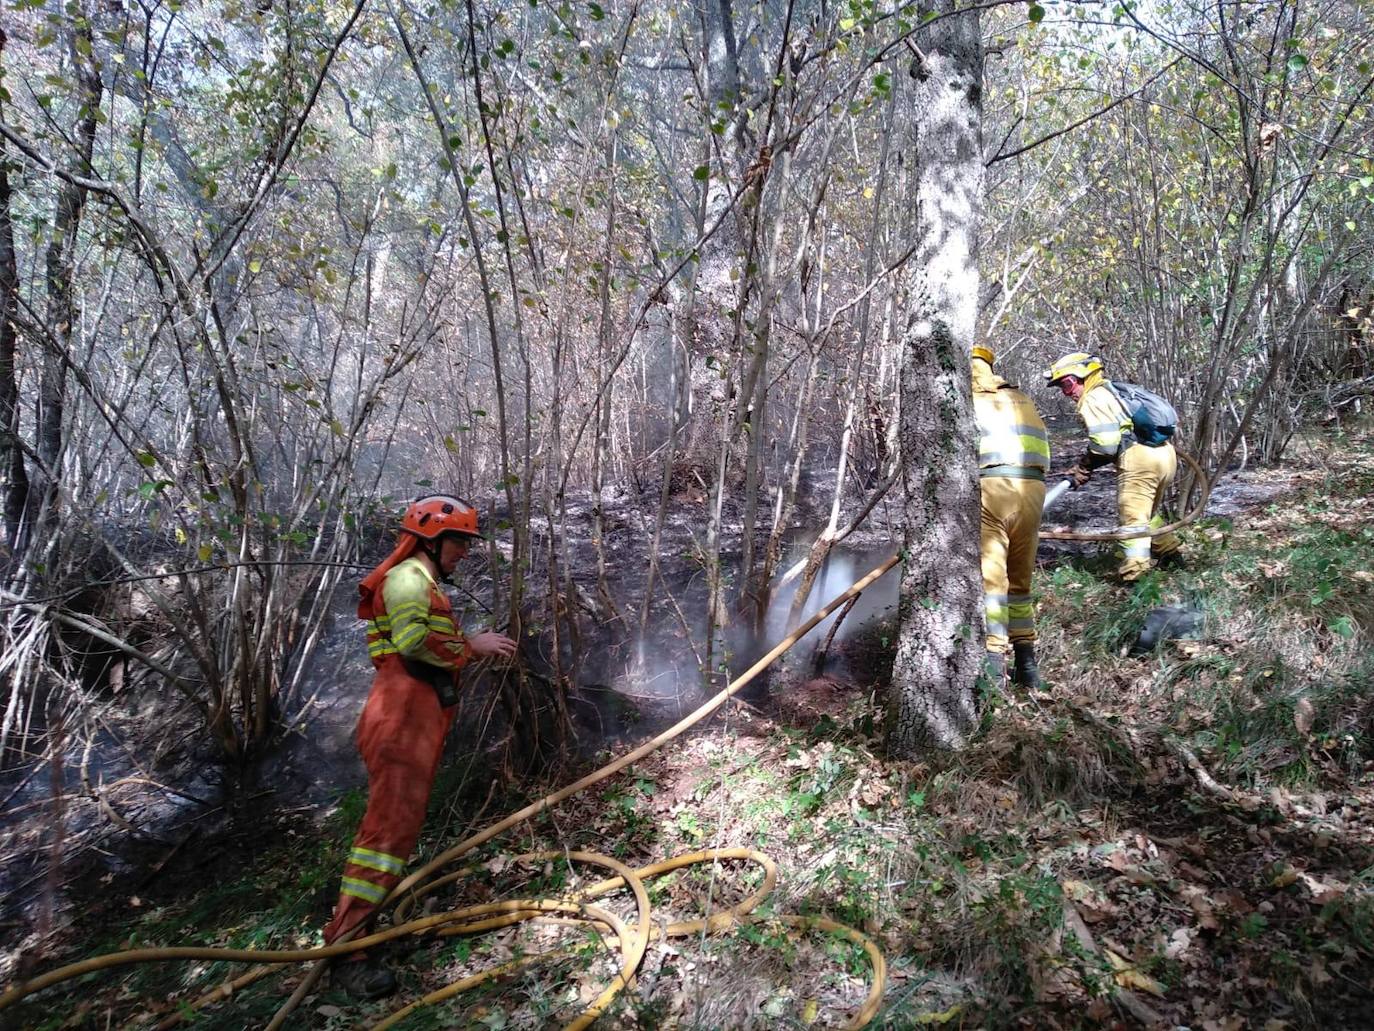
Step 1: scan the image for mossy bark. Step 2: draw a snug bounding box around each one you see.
[888,2,986,755]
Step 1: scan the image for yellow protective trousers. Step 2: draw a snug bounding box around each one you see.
[1117,441,1180,580]
[980,475,1045,653]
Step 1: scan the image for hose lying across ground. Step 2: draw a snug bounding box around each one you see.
[1040,449,1210,543]
[0,556,901,1031]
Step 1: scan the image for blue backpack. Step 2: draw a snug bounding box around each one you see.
[1107,381,1178,447]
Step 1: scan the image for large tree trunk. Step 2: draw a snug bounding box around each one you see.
[888,4,986,755]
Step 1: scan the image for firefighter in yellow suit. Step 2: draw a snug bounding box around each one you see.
[973,346,1049,688]
[1044,352,1182,581]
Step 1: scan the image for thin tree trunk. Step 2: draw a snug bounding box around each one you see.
[0,31,29,551]
[757,345,818,625]
[639,307,693,649]
[37,8,102,536]
[592,134,624,626]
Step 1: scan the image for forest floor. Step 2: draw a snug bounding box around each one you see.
[4,423,1374,1029]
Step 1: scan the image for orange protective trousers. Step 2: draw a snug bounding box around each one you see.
[322,654,455,945]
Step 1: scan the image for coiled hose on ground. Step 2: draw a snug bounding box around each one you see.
[0,557,900,1031]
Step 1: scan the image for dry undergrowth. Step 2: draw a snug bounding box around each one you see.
[6,429,1374,1028]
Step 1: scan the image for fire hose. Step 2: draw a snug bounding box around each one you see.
[1040,449,1211,543]
[0,556,901,1031]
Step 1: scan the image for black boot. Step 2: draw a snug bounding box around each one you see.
[1156,549,1186,571]
[1011,643,1040,689]
[333,955,398,1000]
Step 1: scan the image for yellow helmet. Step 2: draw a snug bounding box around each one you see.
[971,345,995,366]
[1044,351,1103,386]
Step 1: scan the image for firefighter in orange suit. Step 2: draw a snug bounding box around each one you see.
[324,495,517,999]
[973,346,1050,689]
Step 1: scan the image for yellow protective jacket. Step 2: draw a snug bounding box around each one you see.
[364,556,471,672]
[973,366,1051,480]
[1075,371,1132,469]
[973,360,1047,651]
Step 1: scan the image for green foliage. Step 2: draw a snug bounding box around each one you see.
[973,870,1062,954]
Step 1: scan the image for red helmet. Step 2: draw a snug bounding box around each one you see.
[401,495,482,541]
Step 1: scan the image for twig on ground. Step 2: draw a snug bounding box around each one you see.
[1062,901,1164,1026]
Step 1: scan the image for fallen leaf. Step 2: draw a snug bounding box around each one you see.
[1179,860,1210,881]
[1104,948,1166,997]
[1267,862,1299,889]
[1309,957,1334,986]
[1294,697,1315,736]
[1217,889,1254,916]
[802,998,818,1024]
[1104,850,1133,872]
[1087,997,1114,1020]
[1061,880,1115,923]
[1181,886,1220,930]
[914,1004,964,1025]
[1166,927,1196,959]
[1297,871,1347,904]
[1061,879,1096,902]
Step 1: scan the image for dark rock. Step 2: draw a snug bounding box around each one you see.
[1131,604,1204,655]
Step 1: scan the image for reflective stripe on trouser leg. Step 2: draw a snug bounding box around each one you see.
[335,842,407,908]
[1147,442,1180,557]
[1005,477,1042,645]
[1120,525,1152,558]
[1117,443,1176,580]
[1008,594,1035,644]
[984,593,1010,651]
[1149,513,1181,558]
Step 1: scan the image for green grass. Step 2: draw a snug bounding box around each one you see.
[1040,453,1374,792]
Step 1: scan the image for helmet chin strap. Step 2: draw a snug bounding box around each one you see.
[420,538,455,584]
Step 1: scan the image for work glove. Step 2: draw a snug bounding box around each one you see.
[1066,463,1091,489]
